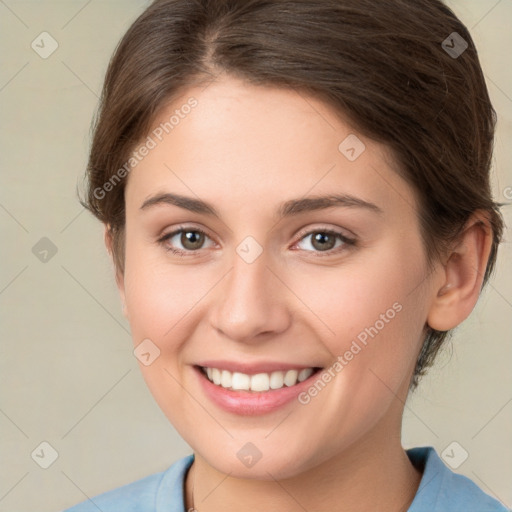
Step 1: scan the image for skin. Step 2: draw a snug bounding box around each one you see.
[106,74,492,512]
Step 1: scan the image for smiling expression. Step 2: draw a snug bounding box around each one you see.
[116,74,438,479]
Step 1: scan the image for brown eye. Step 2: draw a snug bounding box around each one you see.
[158,226,215,256]
[310,232,337,251]
[295,229,356,256]
[180,230,205,250]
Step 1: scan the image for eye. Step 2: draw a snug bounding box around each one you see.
[293,227,356,256]
[158,225,356,258]
[157,225,215,256]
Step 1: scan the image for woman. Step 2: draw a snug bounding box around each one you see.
[63,0,507,510]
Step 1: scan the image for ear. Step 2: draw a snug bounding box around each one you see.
[427,210,493,331]
[104,225,128,318]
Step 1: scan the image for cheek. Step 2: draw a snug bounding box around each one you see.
[123,233,198,339]
[288,242,429,447]
[293,237,428,385]
[122,239,208,433]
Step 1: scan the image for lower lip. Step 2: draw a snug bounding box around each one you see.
[194,366,321,416]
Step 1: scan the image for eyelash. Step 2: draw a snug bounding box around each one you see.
[157,225,357,258]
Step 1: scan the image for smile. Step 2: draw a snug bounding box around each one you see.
[200,366,321,392]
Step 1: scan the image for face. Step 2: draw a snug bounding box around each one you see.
[118,75,437,479]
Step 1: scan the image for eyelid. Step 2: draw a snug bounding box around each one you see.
[158,223,215,242]
[157,223,357,256]
[293,224,356,244]
[157,224,217,255]
[291,224,357,256]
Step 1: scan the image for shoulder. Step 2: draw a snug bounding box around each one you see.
[407,446,509,512]
[60,454,194,512]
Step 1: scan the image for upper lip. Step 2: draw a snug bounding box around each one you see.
[196,360,323,375]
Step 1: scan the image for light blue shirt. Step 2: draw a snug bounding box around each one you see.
[62,446,509,511]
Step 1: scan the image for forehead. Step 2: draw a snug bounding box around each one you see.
[125,75,416,222]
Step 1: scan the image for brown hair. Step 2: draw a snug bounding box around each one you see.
[81,0,505,390]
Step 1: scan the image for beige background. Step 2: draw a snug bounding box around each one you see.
[0,1,510,511]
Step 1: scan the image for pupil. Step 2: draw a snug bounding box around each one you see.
[183,231,203,249]
[313,232,335,251]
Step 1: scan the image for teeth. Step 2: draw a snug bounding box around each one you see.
[284,369,298,386]
[221,370,232,388]
[212,368,221,385]
[202,367,316,392]
[250,373,270,392]
[298,368,314,382]
[231,372,250,391]
[269,371,284,389]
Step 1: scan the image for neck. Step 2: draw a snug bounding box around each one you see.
[185,425,422,512]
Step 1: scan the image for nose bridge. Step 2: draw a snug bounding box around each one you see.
[211,241,289,342]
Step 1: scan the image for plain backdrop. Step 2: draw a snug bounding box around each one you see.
[0,1,511,511]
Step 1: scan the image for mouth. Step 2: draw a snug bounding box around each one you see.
[198,365,323,392]
[194,363,324,415]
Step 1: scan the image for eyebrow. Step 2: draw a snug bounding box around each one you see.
[140,192,383,217]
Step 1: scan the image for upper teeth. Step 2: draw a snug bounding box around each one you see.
[204,367,315,392]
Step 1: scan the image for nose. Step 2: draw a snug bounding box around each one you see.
[210,248,291,344]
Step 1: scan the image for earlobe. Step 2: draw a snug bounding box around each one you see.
[427,211,493,332]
